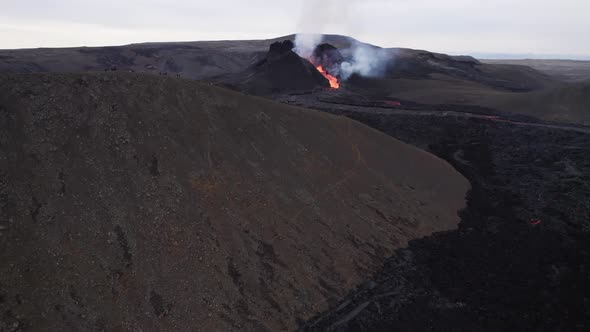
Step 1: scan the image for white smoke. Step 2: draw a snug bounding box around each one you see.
[294,0,350,59]
[339,43,392,80]
[294,33,324,59]
[294,0,393,81]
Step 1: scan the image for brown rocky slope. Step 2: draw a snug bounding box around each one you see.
[0,73,469,331]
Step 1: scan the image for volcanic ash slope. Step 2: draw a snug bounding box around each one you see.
[0,73,469,331]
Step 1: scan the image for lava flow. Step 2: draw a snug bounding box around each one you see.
[315,65,340,89]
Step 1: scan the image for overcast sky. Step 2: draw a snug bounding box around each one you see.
[1,0,589,58]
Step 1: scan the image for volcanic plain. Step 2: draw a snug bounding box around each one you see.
[1,34,589,331]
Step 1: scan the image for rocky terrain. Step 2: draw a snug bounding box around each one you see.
[0,72,468,331]
[345,74,590,126]
[300,109,590,331]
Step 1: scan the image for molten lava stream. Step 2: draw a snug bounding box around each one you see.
[316,65,340,89]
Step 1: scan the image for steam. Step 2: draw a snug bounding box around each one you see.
[339,44,391,80]
[294,0,393,81]
[295,0,350,59]
[294,33,323,59]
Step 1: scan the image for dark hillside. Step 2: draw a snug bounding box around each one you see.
[0,72,468,331]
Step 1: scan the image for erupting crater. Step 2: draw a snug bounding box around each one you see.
[308,43,344,89]
[315,65,340,89]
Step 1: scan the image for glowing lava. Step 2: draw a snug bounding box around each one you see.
[315,65,340,89]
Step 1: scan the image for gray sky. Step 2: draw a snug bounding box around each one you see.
[1,0,589,58]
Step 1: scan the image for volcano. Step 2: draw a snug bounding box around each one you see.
[225,40,332,95]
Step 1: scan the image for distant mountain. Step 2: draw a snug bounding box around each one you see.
[468,52,590,61]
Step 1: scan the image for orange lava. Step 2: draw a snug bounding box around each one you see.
[316,65,340,89]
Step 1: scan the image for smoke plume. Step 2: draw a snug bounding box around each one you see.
[339,43,391,80]
[294,0,392,81]
[295,0,351,59]
[294,33,324,59]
